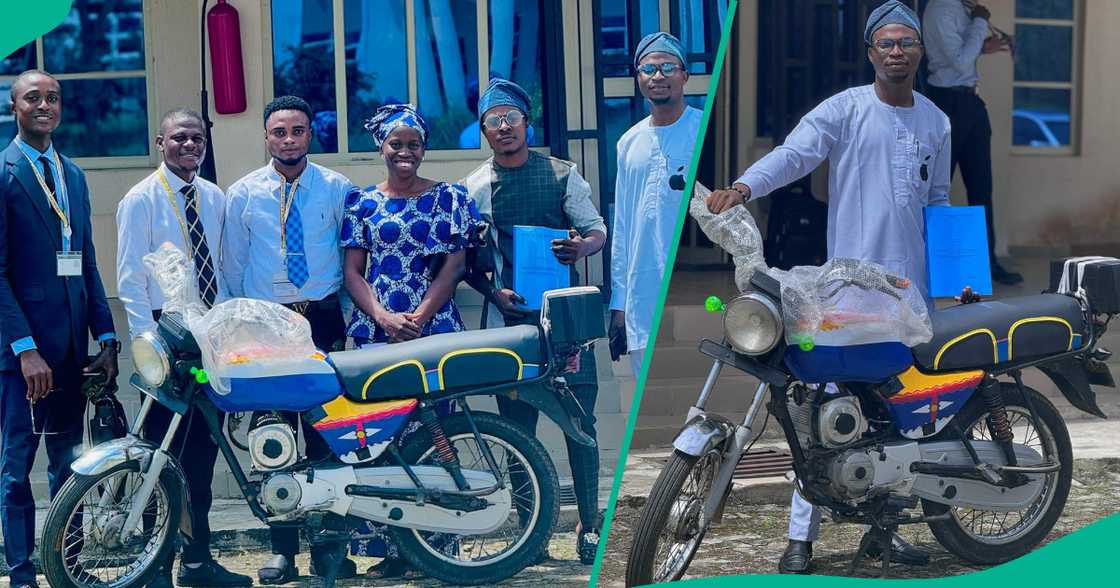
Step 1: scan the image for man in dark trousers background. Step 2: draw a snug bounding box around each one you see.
[0,69,120,588]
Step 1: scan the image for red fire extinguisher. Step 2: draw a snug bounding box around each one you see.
[207,0,247,115]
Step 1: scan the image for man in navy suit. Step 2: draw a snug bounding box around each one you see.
[0,69,119,588]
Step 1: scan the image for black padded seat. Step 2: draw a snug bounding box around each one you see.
[912,293,1085,372]
[329,325,544,402]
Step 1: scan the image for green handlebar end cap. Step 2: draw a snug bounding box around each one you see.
[704,296,724,313]
[190,367,209,384]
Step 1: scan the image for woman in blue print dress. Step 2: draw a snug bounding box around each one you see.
[341,103,484,578]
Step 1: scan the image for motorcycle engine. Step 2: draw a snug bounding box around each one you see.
[826,450,876,499]
[261,473,302,514]
[786,385,867,450]
[248,413,298,471]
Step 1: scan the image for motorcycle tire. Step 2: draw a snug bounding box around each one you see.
[922,381,1072,565]
[41,461,183,588]
[626,447,722,586]
[390,412,559,585]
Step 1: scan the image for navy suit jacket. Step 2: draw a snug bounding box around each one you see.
[0,139,115,376]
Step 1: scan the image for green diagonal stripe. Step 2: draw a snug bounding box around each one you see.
[588,2,741,585]
[0,1,72,62]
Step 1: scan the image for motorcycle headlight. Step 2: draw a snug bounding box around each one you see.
[723,293,783,355]
[132,332,171,387]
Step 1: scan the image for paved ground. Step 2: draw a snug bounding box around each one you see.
[599,454,1120,585]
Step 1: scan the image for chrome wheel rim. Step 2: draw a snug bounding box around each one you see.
[652,450,721,582]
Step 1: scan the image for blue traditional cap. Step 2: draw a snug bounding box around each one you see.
[633,31,687,69]
[477,78,531,121]
[364,103,429,149]
[865,0,922,44]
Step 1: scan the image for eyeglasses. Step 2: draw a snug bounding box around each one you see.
[482,110,526,131]
[636,62,684,77]
[870,37,922,54]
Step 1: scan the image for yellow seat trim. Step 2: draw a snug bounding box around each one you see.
[437,348,524,391]
[933,328,997,370]
[360,359,428,400]
[1007,316,1073,360]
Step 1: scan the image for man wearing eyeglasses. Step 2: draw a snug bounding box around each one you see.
[461,78,608,564]
[706,1,950,574]
[610,32,703,376]
[924,0,1019,285]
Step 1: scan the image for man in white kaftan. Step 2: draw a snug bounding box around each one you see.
[706,0,950,574]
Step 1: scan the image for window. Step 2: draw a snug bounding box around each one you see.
[1012,0,1080,152]
[0,0,150,160]
[269,0,552,157]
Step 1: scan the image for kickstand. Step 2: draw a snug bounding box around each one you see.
[314,539,350,588]
[847,524,895,578]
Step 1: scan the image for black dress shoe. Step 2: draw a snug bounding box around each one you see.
[11,582,40,588]
[993,262,1024,286]
[178,559,253,587]
[864,533,930,566]
[258,554,298,585]
[778,540,813,574]
[146,564,174,588]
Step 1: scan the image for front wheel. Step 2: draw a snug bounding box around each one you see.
[923,381,1072,564]
[626,448,723,586]
[40,461,182,588]
[390,412,559,585]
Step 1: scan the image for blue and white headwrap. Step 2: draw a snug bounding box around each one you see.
[364,103,429,149]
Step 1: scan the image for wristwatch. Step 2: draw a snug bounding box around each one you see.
[730,184,750,200]
[100,338,122,353]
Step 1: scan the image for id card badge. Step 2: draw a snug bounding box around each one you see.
[57,251,82,276]
[272,272,299,298]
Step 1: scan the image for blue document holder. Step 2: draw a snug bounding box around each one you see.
[513,225,571,310]
[925,206,993,297]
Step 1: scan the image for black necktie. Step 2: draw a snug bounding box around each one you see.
[38,156,55,196]
[181,185,217,307]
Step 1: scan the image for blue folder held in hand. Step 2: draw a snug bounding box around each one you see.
[513,225,571,310]
[925,206,993,297]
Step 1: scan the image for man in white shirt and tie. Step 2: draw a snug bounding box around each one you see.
[923,0,1019,285]
[115,108,251,588]
[222,95,357,584]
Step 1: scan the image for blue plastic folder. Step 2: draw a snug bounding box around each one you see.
[925,206,992,297]
[513,225,571,310]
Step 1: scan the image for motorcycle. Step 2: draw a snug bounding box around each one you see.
[625,190,1118,584]
[40,248,605,588]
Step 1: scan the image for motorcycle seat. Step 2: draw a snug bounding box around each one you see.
[328,325,545,402]
[912,293,1086,372]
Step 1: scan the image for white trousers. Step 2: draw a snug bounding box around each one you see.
[787,383,839,541]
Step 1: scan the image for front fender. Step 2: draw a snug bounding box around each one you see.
[71,435,195,539]
[673,414,735,457]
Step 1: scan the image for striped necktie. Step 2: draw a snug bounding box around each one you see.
[181,185,217,306]
[285,195,309,289]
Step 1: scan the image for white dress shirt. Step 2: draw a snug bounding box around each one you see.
[737,85,951,303]
[116,163,228,339]
[923,0,991,88]
[222,161,354,303]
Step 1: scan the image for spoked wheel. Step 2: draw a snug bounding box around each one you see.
[41,461,182,588]
[923,382,1072,564]
[391,412,559,585]
[626,448,723,586]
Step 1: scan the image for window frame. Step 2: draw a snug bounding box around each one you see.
[1010,0,1082,157]
[0,0,156,170]
[263,0,560,165]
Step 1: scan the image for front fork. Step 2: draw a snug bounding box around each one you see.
[687,359,771,527]
[114,395,184,542]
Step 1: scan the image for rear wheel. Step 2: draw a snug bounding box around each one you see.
[390,412,559,585]
[923,382,1072,564]
[626,448,722,586]
[40,461,181,588]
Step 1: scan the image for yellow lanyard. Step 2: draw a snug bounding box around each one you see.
[156,168,201,259]
[278,175,301,254]
[19,143,70,240]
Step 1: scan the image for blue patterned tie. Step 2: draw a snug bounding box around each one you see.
[285,195,309,289]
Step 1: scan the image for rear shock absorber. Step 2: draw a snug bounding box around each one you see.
[979,375,1018,466]
[419,407,469,490]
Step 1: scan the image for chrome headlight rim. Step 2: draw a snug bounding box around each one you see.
[132,331,171,387]
[723,292,783,355]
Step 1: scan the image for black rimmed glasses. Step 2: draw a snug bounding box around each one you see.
[870,37,922,54]
[636,62,684,77]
